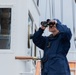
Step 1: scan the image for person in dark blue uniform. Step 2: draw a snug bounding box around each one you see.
[32,19,72,75]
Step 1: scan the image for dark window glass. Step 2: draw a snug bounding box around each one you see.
[28,14,33,56]
[37,0,39,6]
[0,8,11,49]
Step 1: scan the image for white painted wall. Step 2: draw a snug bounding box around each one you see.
[0,0,18,75]
[0,0,76,75]
[0,0,40,75]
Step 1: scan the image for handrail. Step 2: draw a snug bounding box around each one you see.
[15,56,76,75]
[15,56,40,60]
[15,56,41,75]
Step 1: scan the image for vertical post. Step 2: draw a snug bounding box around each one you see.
[35,60,41,75]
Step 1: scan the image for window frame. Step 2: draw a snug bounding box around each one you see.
[0,5,13,54]
[28,12,34,56]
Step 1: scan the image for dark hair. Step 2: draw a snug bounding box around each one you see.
[46,19,50,22]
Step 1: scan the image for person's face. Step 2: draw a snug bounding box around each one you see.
[48,24,56,32]
[48,20,57,32]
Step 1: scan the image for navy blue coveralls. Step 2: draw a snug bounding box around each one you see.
[32,19,72,75]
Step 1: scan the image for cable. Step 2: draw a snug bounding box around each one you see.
[52,0,55,19]
[61,0,63,22]
[72,0,76,48]
[45,0,47,20]
[49,0,51,19]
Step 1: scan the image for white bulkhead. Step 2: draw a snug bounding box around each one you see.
[0,0,40,75]
[0,0,76,75]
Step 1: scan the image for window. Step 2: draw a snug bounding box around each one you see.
[35,0,39,6]
[28,14,33,56]
[0,8,11,49]
[37,0,39,6]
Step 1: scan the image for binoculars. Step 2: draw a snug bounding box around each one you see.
[41,19,56,27]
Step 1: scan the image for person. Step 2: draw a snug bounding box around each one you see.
[32,19,72,75]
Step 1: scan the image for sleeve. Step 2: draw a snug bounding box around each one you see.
[56,20,72,41]
[32,28,46,50]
